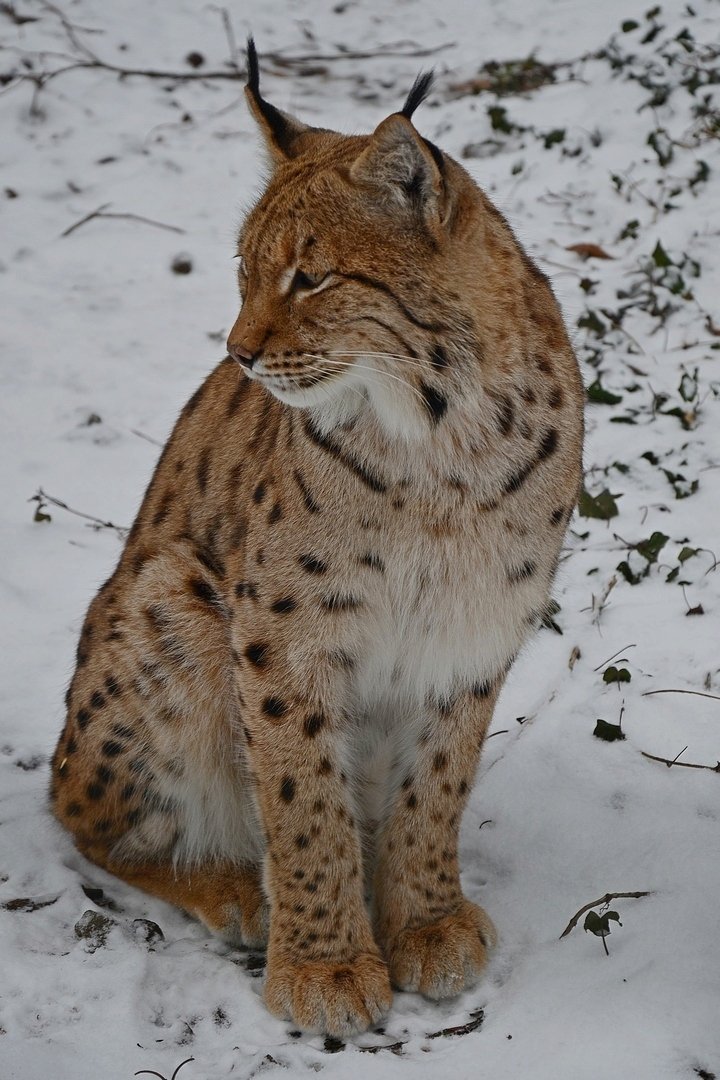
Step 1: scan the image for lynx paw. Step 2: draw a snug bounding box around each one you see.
[265,952,393,1037]
[388,900,496,1000]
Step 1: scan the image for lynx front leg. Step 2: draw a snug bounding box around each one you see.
[375,680,502,999]
[239,664,391,1036]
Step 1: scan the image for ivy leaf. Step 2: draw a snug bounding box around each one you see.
[617,560,642,585]
[652,241,673,268]
[678,547,699,563]
[578,488,620,520]
[636,531,669,563]
[584,910,621,936]
[587,379,623,405]
[594,718,626,742]
[603,666,631,685]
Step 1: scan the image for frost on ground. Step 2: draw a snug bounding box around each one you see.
[1,1,719,1078]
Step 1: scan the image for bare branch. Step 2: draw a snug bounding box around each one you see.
[30,488,128,538]
[60,202,184,238]
[640,750,720,773]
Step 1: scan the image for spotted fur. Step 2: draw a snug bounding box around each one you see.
[51,44,583,1038]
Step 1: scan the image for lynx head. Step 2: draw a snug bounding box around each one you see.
[227,39,483,436]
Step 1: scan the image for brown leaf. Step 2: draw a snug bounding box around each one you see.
[566,243,615,260]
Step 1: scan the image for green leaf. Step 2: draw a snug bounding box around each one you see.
[578,310,607,337]
[621,18,640,30]
[678,546,699,563]
[617,560,643,585]
[652,240,673,268]
[543,128,566,149]
[584,910,622,936]
[636,531,669,563]
[578,488,620,520]
[603,666,631,684]
[587,379,623,405]
[33,504,51,524]
[594,718,626,742]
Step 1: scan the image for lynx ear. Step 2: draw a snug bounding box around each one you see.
[245,37,324,162]
[349,73,447,225]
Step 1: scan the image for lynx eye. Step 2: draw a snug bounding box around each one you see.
[291,269,329,293]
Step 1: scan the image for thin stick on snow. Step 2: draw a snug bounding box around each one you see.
[560,891,653,939]
[640,750,720,773]
[30,488,129,538]
[61,203,185,238]
[642,688,720,702]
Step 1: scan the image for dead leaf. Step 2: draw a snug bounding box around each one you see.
[566,243,614,260]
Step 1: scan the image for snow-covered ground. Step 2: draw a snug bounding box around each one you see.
[1,1,719,1078]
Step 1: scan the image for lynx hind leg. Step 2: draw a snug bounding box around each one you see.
[52,543,267,945]
[103,858,269,947]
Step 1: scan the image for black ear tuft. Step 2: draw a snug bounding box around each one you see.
[246,36,260,95]
[245,36,296,157]
[400,70,434,120]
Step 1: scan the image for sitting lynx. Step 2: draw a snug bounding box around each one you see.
[51,40,583,1037]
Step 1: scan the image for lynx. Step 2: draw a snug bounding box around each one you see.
[51,40,584,1037]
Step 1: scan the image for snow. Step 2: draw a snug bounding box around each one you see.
[1,1,719,1078]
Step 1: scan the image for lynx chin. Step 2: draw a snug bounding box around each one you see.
[51,38,584,1038]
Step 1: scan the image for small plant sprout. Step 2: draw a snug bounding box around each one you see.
[584,908,621,955]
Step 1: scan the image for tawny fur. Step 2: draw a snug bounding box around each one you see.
[51,53,583,1038]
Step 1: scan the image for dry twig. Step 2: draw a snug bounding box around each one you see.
[30,488,129,538]
[60,202,184,238]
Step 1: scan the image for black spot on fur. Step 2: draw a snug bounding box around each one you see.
[189,577,226,614]
[548,386,563,409]
[293,470,321,513]
[430,344,449,370]
[433,753,448,771]
[295,833,310,849]
[358,553,385,572]
[551,507,565,525]
[472,681,493,698]
[321,594,362,612]
[268,502,283,524]
[304,713,326,738]
[96,764,114,784]
[90,690,106,710]
[86,783,104,801]
[196,448,211,494]
[263,697,288,718]
[406,792,418,809]
[496,395,514,436]
[196,547,226,579]
[419,381,448,424]
[253,481,266,504]
[76,708,91,730]
[101,740,124,757]
[66,802,82,817]
[280,777,296,802]
[104,676,121,698]
[299,554,328,575]
[538,429,558,460]
[272,597,297,614]
[245,642,269,667]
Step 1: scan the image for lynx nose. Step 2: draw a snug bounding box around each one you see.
[228,341,257,368]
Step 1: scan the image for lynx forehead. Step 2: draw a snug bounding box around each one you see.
[51,38,583,1038]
